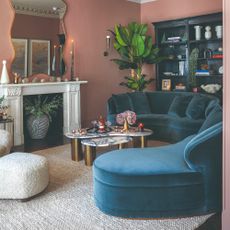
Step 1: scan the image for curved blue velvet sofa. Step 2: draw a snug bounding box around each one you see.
[94,104,222,218]
[107,91,219,143]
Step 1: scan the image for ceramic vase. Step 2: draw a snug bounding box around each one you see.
[194,25,202,40]
[205,26,212,40]
[215,25,222,39]
[0,60,10,84]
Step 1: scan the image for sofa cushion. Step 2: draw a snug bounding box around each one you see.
[168,95,192,117]
[112,94,133,113]
[94,135,200,187]
[128,92,151,114]
[186,95,210,119]
[205,100,219,117]
[199,104,222,133]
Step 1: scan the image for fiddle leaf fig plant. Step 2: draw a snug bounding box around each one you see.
[111,22,164,91]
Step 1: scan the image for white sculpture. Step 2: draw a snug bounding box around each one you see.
[194,25,202,40]
[201,84,222,94]
[0,60,10,84]
[215,25,222,39]
[205,26,212,40]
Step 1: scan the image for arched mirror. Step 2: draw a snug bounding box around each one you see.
[10,0,67,79]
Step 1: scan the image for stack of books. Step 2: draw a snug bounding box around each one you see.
[212,51,223,59]
[195,70,210,76]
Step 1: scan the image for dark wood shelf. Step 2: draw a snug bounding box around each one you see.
[197,57,223,61]
[190,38,222,44]
[154,12,222,91]
[159,41,187,47]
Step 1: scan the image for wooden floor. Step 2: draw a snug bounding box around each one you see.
[13,135,221,230]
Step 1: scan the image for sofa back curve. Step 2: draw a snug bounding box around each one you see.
[107,91,220,143]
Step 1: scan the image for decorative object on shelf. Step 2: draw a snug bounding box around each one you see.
[13,72,21,84]
[116,111,136,131]
[161,33,166,43]
[215,25,222,39]
[204,26,212,40]
[1,60,10,84]
[219,66,223,74]
[103,35,111,56]
[0,96,7,120]
[24,95,62,139]
[111,22,164,91]
[162,79,171,91]
[201,84,222,94]
[194,25,202,40]
[178,61,185,76]
[175,83,186,91]
[204,48,212,59]
[189,48,199,89]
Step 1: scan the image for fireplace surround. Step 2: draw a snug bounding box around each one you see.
[0,81,87,146]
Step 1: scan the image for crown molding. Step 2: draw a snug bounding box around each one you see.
[12,3,66,19]
[127,0,158,4]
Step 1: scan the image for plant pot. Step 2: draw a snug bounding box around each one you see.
[26,114,50,139]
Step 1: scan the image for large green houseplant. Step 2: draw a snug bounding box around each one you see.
[111,22,163,91]
[24,95,62,139]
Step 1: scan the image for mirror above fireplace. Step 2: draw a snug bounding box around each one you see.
[10,0,67,78]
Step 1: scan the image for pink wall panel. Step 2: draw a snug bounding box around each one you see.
[63,0,140,126]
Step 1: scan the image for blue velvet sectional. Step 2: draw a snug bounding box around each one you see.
[93,92,222,218]
[107,91,219,143]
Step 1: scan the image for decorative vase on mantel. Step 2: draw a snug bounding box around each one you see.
[1,60,10,84]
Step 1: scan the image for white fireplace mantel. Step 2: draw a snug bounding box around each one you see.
[0,81,87,146]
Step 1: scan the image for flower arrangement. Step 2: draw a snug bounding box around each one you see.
[116,111,136,125]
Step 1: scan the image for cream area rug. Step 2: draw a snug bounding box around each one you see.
[0,144,213,230]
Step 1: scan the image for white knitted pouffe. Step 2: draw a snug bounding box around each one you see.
[0,152,49,199]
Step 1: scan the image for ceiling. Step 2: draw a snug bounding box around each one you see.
[11,0,66,18]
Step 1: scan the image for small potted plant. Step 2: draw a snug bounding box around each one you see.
[24,95,62,139]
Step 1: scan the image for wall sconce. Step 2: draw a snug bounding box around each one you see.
[103,35,111,56]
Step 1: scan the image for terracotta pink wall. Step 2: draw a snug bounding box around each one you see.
[0,0,140,126]
[63,0,140,126]
[140,0,222,87]
[222,0,230,229]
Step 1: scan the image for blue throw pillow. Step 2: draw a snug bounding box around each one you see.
[199,104,222,133]
[168,95,192,117]
[112,94,133,113]
[128,92,151,114]
[186,95,210,119]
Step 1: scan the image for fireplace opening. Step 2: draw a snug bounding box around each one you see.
[23,93,64,151]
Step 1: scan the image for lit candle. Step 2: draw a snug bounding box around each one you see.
[71,39,74,57]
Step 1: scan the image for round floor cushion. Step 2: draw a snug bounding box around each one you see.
[0,152,49,199]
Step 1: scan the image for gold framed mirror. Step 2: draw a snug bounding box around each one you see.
[10,0,67,80]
